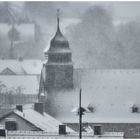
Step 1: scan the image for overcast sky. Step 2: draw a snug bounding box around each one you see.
[27,1,140,24]
[1,1,140,68]
[4,1,140,25]
[12,1,139,35]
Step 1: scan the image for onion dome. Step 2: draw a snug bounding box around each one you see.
[48,9,70,52]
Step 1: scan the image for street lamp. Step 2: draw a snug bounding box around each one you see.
[78,88,87,139]
[79,88,82,139]
[71,88,94,139]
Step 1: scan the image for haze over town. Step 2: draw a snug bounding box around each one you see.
[1,2,140,139]
[1,1,140,68]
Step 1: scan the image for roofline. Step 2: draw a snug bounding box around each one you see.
[0,59,42,61]
[0,111,13,121]
[64,121,140,124]
[74,68,140,71]
[0,74,40,76]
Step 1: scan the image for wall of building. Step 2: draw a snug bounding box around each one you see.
[45,64,73,91]
[66,123,140,138]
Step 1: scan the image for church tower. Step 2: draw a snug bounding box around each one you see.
[44,10,73,91]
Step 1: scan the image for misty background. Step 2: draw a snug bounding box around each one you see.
[1,1,140,69]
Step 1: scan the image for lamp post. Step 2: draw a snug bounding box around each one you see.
[79,88,82,139]
[71,88,93,139]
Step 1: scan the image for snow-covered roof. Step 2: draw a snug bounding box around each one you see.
[0,75,39,95]
[20,60,42,75]
[47,69,140,123]
[0,104,74,132]
[0,60,25,74]
[15,106,74,132]
[0,59,42,75]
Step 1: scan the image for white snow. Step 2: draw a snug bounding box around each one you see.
[0,59,42,75]
[0,75,39,95]
[49,69,140,123]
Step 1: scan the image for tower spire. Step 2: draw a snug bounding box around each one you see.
[57,9,60,33]
[45,8,70,54]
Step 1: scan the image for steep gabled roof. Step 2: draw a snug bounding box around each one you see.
[0,104,74,132]
[0,60,26,75]
[1,67,16,75]
[0,59,42,75]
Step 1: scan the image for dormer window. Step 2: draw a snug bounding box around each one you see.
[87,104,94,112]
[132,105,139,113]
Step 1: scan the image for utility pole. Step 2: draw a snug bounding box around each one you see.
[79,88,82,139]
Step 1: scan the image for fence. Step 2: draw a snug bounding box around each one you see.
[6,131,124,139]
[0,93,38,106]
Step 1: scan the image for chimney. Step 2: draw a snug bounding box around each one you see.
[18,56,23,62]
[16,105,23,112]
[94,125,102,135]
[38,92,46,103]
[59,125,66,135]
[34,102,44,114]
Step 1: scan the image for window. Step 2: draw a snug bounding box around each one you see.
[5,118,17,131]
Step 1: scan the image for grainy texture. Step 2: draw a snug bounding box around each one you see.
[67,123,140,138]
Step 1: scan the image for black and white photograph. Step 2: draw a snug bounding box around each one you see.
[0,1,140,139]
